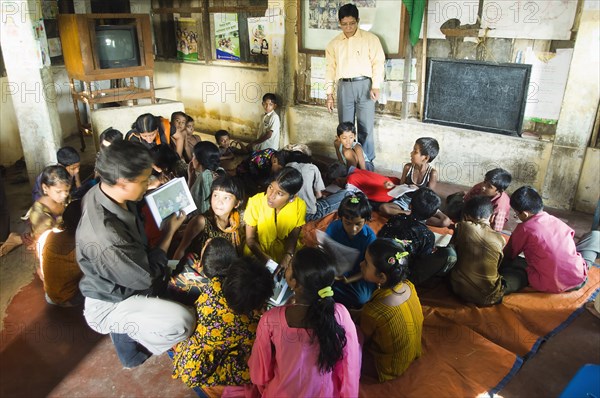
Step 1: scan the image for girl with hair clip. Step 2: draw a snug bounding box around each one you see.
[359,238,424,382]
[188,141,224,214]
[26,165,72,249]
[248,247,360,397]
[326,192,377,309]
[173,175,245,260]
[244,167,306,271]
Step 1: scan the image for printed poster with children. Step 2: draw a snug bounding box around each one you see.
[247,17,269,56]
[176,18,200,61]
[308,0,376,30]
[214,13,240,61]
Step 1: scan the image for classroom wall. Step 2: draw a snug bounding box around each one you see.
[287,105,553,192]
[0,76,24,166]
[0,66,79,167]
[154,61,273,142]
[574,147,600,214]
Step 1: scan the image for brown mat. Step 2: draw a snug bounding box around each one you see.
[202,215,599,397]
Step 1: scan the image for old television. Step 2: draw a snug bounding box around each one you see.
[58,14,154,78]
[95,25,141,69]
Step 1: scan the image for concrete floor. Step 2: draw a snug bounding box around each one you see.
[1,134,598,397]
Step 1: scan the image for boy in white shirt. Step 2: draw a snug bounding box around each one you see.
[249,93,281,151]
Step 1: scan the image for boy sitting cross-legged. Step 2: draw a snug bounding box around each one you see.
[500,186,599,294]
[450,195,506,306]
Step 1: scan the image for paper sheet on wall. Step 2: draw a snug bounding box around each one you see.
[524,48,573,123]
[422,0,577,40]
[422,0,479,39]
[381,81,418,104]
[310,56,328,99]
[480,0,577,40]
[385,59,417,81]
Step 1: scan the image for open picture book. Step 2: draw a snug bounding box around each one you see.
[387,184,419,199]
[145,177,197,227]
[265,259,293,306]
[315,230,359,275]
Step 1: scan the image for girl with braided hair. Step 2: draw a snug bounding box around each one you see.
[248,247,360,397]
[359,238,424,382]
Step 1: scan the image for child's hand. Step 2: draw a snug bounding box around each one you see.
[383,181,395,190]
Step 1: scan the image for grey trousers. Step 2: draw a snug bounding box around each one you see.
[84,296,196,355]
[337,79,376,161]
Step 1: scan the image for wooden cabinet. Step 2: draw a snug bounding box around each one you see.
[58,14,155,151]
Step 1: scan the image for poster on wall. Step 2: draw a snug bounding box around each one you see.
[33,19,51,67]
[308,0,376,30]
[176,18,200,62]
[214,13,240,61]
[524,48,573,123]
[248,17,269,56]
[310,56,328,99]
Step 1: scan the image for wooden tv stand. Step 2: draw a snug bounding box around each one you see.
[69,70,156,152]
[58,13,155,152]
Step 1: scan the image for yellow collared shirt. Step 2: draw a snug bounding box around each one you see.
[325,28,385,95]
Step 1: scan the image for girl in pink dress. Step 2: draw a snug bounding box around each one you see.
[248,247,361,397]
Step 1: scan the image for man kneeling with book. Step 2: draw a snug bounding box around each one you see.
[76,140,196,368]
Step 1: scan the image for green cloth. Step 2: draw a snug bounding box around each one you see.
[402,0,426,46]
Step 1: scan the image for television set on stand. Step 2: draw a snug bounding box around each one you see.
[95,25,141,69]
[58,13,154,78]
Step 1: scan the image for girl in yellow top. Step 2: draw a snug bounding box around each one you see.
[244,167,306,271]
[359,238,424,382]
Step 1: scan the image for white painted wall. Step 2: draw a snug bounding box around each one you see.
[574,147,600,214]
[288,105,553,192]
[154,61,273,141]
[0,76,24,166]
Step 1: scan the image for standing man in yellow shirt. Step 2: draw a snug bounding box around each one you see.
[325,3,385,169]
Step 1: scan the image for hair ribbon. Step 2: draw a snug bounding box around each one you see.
[318,286,334,299]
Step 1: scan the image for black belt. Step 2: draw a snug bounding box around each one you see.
[339,76,370,82]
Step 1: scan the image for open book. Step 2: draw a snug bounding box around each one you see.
[145,177,197,227]
[265,259,293,306]
[387,184,419,199]
[315,230,359,276]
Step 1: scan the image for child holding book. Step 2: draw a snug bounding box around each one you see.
[169,237,238,305]
[173,175,244,260]
[244,167,306,271]
[172,256,274,390]
[378,188,457,287]
[248,247,360,397]
[359,238,423,382]
[501,186,599,294]
[450,196,506,306]
[326,192,377,309]
[379,137,450,227]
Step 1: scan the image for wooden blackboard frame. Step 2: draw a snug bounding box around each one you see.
[423,58,532,137]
